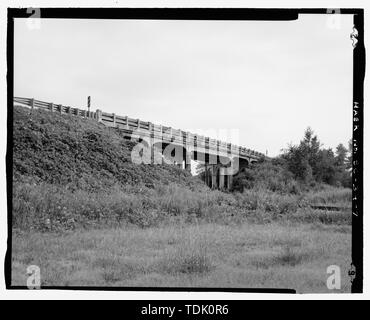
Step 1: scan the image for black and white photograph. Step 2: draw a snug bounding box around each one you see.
[2,5,366,298]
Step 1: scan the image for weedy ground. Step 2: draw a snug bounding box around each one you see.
[12,218,351,293]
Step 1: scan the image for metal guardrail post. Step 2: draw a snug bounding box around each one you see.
[96,109,102,122]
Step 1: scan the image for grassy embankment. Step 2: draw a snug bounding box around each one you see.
[11,106,352,292]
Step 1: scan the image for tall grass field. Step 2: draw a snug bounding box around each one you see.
[11,106,352,292]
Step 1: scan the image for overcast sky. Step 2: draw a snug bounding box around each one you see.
[14,14,353,157]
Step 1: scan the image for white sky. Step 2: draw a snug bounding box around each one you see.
[14,14,353,157]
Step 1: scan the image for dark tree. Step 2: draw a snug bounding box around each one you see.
[335,143,348,167]
[281,128,351,187]
[282,143,313,183]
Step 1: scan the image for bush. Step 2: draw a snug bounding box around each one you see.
[13,105,203,193]
[232,161,301,195]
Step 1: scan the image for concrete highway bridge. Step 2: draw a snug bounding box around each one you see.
[13,97,267,190]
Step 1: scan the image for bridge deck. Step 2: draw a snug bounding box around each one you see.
[13,97,266,161]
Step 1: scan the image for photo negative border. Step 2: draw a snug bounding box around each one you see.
[5,8,364,293]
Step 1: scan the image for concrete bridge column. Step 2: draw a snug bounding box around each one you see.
[211,165,217,190]
[204,164,209,188]
[227,174,233,191]
[185,149,192,173]
[219,167,225,190]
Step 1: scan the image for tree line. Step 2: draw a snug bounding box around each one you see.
[278,127,351,188]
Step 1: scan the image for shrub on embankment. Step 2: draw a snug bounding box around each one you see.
[13,105,201,191]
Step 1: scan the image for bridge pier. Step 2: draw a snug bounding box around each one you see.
[227,174,233,191]
[200,161,236,191]
[211,165,217,190]
[185,149,192,173]
[219,167,226,190]
[204,163,209,187]
[207,170,211,188]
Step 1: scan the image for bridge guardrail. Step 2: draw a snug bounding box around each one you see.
[13,96,266,160]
